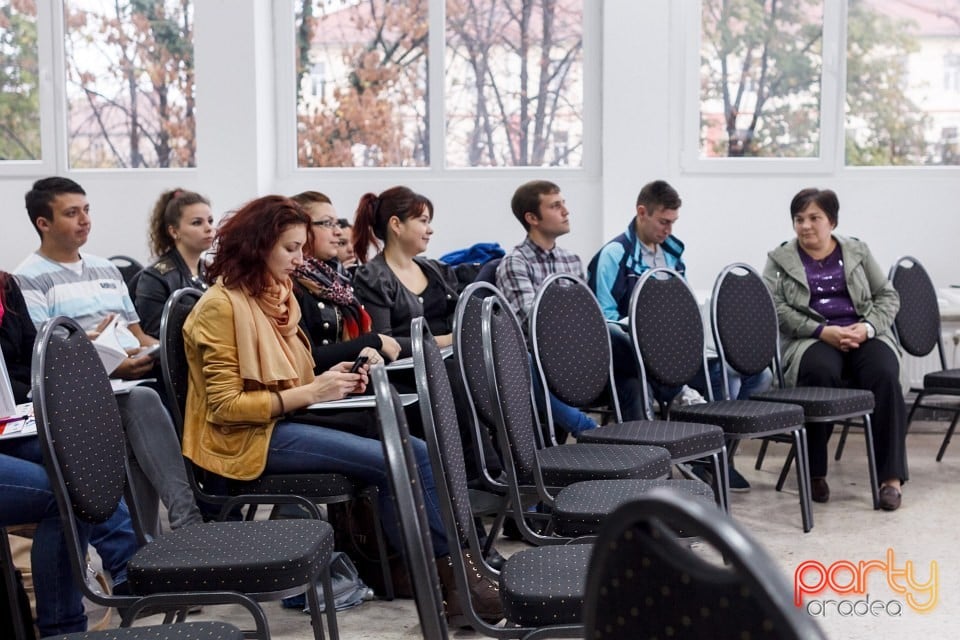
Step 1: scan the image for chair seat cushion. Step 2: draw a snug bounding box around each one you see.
[537,443,671,486]
[500,543,591,626]
[671,400,804,437]
[552,479,716,537]
[230,473,357,499]
[576,420,725,461]
[127,519,333,594]
[58,622,245,640]
[751,387,874,418]
[924,369,960,391]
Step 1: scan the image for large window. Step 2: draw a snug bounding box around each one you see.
[444,0,584,167]
[291,0,585,169]
[0,0,42,162]
[63,0,197,169]
[699,0,824,159]
[845,0,960,166]
[294,0,430,168]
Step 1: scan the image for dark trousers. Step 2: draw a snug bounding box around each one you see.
[798,340,908,483]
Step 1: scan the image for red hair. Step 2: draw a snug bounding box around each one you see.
[206,196,312,297]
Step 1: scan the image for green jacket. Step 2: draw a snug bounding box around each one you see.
[762,235,900,387]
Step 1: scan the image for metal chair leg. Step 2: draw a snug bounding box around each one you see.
[936,411,960,462]
[862,415,880,509]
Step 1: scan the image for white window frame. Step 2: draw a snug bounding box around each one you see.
[272,0,600,179]
[676,0,843,175]
[0,0,199,178]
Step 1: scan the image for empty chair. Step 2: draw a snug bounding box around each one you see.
[582,488,828,640]
[54,622,245,640]
[372,366,450,640]
[33,315,339,640]
[888,256,960,460]
[530,273,729,509]
[630,268,813,532]
[407,317,589,637]
[710,263,879,509]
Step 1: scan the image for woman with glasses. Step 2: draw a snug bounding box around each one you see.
[290,191,401,375]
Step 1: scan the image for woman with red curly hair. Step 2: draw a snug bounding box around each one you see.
[181,195,502,621]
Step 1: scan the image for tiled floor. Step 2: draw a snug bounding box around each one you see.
[100,419,959,639]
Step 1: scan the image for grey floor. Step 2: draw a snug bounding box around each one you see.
[101,419,959,640]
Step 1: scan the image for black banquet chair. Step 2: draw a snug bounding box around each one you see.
[32,315,339,640]
[51,622,245,640]
[630,268,813,532]
[709,263,879,509]
[582,488,828,640]
[372,365,449,640]
[888,255,960,461]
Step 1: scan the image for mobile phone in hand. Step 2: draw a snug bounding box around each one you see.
[349,355,369,373]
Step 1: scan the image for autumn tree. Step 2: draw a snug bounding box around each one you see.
[296,0,429,167]
[0,0,41,161]
[445,0,583,167]
[64,0,196,168]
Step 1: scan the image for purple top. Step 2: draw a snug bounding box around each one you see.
[798,244,859,337]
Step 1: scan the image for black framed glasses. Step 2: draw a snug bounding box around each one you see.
[312,219,338,229]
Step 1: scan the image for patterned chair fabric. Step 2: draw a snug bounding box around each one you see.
[371,369,448,640]
[629,269,814,532]
[483,296,672,485]
[32,316,340,640]
[530,274,727,506]
[582,488,828,640]
[409,318,587,637]
[889,256,960,461]
[53,622,245,640]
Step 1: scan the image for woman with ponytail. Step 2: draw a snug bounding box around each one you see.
[351,186,459,355]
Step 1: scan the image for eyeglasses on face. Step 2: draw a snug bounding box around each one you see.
[311,219,338,229]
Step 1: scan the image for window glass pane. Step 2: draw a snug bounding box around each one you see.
[846,0,960,166]
[445,0,584,167]
[295,0,429,168]
[64,0,196,169]
[699,0,823,158]
[0,0,41,161]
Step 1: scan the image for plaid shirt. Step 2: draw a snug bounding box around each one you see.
[495,236,584,327]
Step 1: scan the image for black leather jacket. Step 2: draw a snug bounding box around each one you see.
[135,250,208,337]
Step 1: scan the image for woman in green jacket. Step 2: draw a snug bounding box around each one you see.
[763,188,906,511]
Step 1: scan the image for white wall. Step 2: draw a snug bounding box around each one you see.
[1,0,957,293]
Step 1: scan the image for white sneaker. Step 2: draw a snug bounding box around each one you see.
[672,385,707,408]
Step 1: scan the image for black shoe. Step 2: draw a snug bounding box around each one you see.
[485,548,506,572]
[878,485,901,511]
[728,467,751,493]
[811,477,830,503]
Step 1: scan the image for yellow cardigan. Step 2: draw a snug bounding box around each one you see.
[182,283,312,480]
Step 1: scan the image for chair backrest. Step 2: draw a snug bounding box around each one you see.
[583,488,827,640]
[452,281,510,488]
[530,273,618,413]
[889,256,945,366]
[159,287,204,434]
[109,254,145,290]
[372,365,449,640]
[629,268,710,398]
[711,263,781,394]
[481,296,544,485]
[32,315,132,607]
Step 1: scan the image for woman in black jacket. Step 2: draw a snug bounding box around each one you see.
[134,188,214,337]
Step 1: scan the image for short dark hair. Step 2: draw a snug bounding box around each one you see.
[25,177,86,238]
[790,188,839,226]
[636,180,681,212]
[336,218,351,229]
[511,180,560,231]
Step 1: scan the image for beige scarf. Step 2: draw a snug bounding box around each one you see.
[220,276,315,388]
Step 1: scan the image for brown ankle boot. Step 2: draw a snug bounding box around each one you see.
[435,552,504,627]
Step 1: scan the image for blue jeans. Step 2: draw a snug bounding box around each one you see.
[0,449,138,636]
[529,359,597,437]
[692,360,773,401]
[265,421,450,557]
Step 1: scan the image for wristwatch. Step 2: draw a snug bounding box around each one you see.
[864,322,876,339]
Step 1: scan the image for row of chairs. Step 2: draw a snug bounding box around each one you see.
[369,316,827,639]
